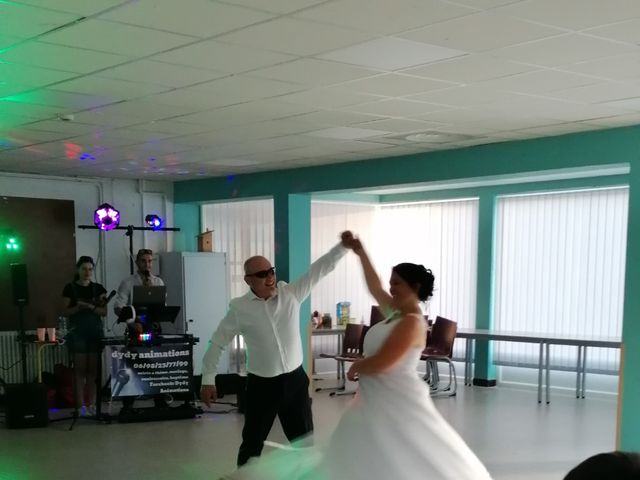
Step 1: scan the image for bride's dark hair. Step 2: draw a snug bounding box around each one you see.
[392,263,434,301]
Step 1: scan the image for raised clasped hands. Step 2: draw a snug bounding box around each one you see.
[340,231,364,254]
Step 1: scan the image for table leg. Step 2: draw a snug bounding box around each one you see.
[537,342,544,404]
[36,344,44,383]
[464,339,471,386]
[337,335,343,380]
[545,343,550,405]
[581,346,588,399]
[575,345,582,398]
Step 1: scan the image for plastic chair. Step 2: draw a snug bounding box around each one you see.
[317,323,367,396]
[421,316,457,397]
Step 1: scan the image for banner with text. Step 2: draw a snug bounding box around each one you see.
[108,344,193,398]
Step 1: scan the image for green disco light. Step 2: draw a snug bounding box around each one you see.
[5,237,20,251]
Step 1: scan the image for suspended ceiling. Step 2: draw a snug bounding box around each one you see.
[2,0,640,180]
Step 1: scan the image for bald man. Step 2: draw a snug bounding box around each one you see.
[201,232,353,466]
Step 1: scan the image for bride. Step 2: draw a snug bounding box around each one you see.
[226,234,493,480]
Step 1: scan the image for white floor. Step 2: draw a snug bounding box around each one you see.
[0,380,617,480]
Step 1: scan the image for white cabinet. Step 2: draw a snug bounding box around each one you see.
[160,252,230,375]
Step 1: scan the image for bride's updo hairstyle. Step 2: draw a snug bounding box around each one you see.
[392,263,434,301]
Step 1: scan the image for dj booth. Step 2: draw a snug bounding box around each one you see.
[97,291,202,423]
[99,334,201,423]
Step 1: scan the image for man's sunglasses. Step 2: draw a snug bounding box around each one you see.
[246,267,276,279]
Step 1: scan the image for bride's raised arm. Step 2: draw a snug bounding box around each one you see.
[346,235,394,312]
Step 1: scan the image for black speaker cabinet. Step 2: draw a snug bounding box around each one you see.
[10,263,29,305]
[5,383,48,429]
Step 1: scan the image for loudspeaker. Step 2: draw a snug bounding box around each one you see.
[10,263,28,305]
[5,383,48,429]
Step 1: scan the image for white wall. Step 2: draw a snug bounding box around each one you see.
[0,173,174,334]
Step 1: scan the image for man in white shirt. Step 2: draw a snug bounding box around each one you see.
[113,248,165,316]
[200,231,352,466]
[113,248,166,414]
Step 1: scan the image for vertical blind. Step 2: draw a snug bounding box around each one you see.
[202,199,274,299]
[310,202,378,324]
[376,199,479,330]
[493,187,628,372]
[203,198,480,337]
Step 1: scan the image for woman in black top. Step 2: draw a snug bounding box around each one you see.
[61,256,107,414]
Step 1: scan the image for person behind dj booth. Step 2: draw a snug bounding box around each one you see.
[61,255,108,416]
[113,248,167,414]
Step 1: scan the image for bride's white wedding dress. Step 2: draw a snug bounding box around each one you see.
[227,316,493,480]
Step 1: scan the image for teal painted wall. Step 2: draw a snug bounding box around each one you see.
[174,125,640,449]
[173,203,199,252]
[273,193,313,373]
[620,168,640,450]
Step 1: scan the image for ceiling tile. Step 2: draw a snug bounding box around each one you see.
[478,69,598,94]
[399,11,564,53]
[0,34,24,50]
[0,42,131,74]
[99,0,273,38]
[125,121,212,136]
[563,54,640,81]
[339,73,455,97]
[85,100,201,122]
[546,82,640,104]
[508,122,601,137]
[0,115,39,131]
[492,34,639,67]
[600,97,640,111]
[2,89,118,109]
[585,19,640,46]
[305,126,391,140]
[17,119,104,135]
[290,110,385,127]
[249,59,380,86]
[43,20,195,56]
[71,110,148,127]
[2,128,72,144]
[98,60,225,88]
[14,0,129,15]
[0,2,79,38]
[0,62,77,89]
[484,94,635,122]
[277,88,380,108]
[295,0,475,35]
[401,54,533,83]
[151,40,295,74]
[54,76,168,100]
[583,113,640,127]
[175,99,316,127]
[159,76,303,109]
[319,37,466,71]
[345,98,454,117]
[354,118,446,133]
[497,0,640,30]
[0,100,63,120]
[448,0,526,8]
[217,17,373,56]
[0,83,34,98]
[216,0,328,14]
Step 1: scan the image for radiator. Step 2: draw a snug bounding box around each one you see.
[0,331,69,384]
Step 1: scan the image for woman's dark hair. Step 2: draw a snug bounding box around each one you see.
[565,452,640,480]
[392,263,434,301]
[74,256,95,281]
[76,256,94,268]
